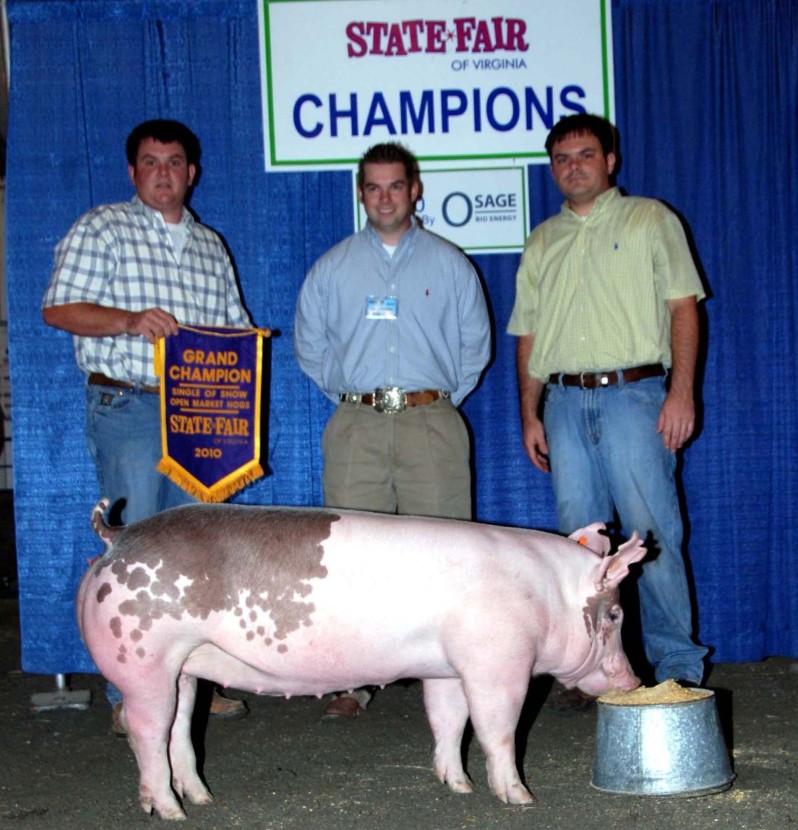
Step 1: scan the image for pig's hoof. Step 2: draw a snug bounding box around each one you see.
[186,790,213,806]
[505,787,535,806]
[446,778,474,795]
[143,802,186,821]
[140,790,187,821]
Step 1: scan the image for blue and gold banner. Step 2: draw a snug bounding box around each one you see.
[154,325,270,502]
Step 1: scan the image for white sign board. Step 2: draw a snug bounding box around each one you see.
[259,0,614,170]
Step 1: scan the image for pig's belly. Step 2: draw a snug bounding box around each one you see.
[181,634,459,697]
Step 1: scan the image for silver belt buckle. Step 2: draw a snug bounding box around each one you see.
[373,386,406,414]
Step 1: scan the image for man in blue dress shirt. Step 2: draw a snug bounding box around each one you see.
[294,141,491,718]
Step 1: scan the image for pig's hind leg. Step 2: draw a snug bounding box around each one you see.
[169,674,212,807]
[422,678,473,794]
[122,684,186,820]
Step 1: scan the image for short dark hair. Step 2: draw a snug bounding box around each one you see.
[357,142,418,189]
[125,119,201,167]
[545,114,616,159]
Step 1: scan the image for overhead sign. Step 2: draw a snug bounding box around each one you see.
[259,0,615,171]
[354,166,528,253]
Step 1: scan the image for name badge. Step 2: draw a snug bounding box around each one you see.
[365,295,398,320]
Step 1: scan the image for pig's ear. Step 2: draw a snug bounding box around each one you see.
[569,522,610,556]
[593,532,647,592]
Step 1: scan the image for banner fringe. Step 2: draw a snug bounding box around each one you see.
[157,458,264,503]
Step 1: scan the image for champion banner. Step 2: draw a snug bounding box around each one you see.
[154,325,271,502]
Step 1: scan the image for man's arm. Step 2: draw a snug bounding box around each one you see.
[293,267,339,402]
[516,333,550,473]
[42,302,179,344]
[657,295,699,451]
[451,265,491,405]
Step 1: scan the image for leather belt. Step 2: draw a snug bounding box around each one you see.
[549,363,666,389]
[340,388,449,414]
[88,372,160,395]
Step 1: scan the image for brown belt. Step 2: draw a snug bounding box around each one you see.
[339,388,449,414]
[549,363,666,389]
[360,390,444,407]
[88,372,160,395]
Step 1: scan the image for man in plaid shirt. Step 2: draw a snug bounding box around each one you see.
[42,119,251,731]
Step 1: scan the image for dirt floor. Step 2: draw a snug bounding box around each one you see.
[0,596,796,830]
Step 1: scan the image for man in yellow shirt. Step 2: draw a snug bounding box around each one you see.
[508,114,708,707]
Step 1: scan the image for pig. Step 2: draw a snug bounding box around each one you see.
[76,500,646,820]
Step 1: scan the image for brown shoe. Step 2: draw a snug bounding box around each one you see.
[111,702,127,738]
[322,694,364,721]
[548,685,596,713]
[209,689,248,720]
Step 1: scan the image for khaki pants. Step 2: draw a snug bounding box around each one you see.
[322,397,472,519]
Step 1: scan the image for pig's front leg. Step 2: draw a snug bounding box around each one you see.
[465,676,534,805]
[422,678,473,794]
[169,674,212,807]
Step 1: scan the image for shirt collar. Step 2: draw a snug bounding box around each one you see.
[364,215,421,249]
[560,186,620,221]
[131,194,194,230]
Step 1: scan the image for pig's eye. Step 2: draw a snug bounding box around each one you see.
[608,606,622,624]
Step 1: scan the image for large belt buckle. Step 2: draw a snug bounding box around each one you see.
[373,386,406,414]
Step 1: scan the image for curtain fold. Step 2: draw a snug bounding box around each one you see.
[6,0,797,673]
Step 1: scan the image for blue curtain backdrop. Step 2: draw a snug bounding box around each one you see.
[6,0,797,674]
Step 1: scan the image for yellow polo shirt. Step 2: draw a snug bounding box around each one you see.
[508,187,705,381]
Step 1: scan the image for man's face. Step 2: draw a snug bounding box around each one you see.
[358,161,419,245]
[549,131,615,215]
[129,138,196,223]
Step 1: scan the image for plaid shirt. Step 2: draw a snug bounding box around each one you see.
[43,196,251,386]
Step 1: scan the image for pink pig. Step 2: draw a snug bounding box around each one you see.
[77,501,646,819]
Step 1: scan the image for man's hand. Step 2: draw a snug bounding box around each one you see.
[657,390,695,452]
[522,415,551,472]
[124,308,179,343]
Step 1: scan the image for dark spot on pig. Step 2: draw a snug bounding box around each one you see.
[117,654,127,664]
[93,506,337,657]
[246,632,254,641]
[136,648,146,658]
[110,617,123,638]
[130,630,142,642]
[97,583,112,603]
[127,567,151,591]
[277,644,288,653]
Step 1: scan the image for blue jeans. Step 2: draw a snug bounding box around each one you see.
[86,385,195,525]
[86,383,196,705]
[544,376,708,684]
